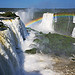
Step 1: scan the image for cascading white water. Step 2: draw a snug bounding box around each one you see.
[73,16,75,23]
[72,17,75,38]
[72,27,75,38]
[32,13,54,33]
[54,15,57,22]
[0,17,28,75]
[72,16,75,37]
[2,18,28,43]
[0,28,21,75]
[41,13,54,32]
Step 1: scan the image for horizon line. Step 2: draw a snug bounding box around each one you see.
[0,8,75,9]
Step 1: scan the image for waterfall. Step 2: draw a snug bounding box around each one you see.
[72,27,75,38]
[72,16,75,37]
[41,13,54,32]
[0,17,28,75]
[54,15,57,22]
[72,16,75,38]
[73,16,75,23]
[32,13,54,33]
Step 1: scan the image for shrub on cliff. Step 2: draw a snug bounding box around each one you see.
[0,12,18,17]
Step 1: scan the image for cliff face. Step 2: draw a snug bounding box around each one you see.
[0,17,28,75]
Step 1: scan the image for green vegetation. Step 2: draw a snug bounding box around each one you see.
[0,12,18,17]
[26,27,35,32]
[25,48,36,54]
[34,32,75,56]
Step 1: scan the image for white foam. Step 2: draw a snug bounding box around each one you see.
[24,53,61,75]
[23,28,63,75]
[23,30,61,74]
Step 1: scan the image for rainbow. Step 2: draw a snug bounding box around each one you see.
[25,13,75,27]
[25,17,42,27]
[54,13,75,17]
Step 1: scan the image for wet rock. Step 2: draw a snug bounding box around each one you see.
[0,22,8,31]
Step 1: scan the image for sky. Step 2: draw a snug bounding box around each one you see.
[0,0,75,8]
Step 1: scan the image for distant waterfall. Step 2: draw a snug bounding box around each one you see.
[72,27,75,38]
[72,16,75,38]
[32,13,54,33]
[41,13,54,32]
[73,16,75,23]
[72,17,75,38]
[54,15,57,22]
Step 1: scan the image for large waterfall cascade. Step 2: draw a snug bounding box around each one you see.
[42,13,54,30]
[0,17,28,75]
[32,13,54,33]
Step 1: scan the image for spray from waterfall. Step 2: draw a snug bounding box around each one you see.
[15,9,34,24]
